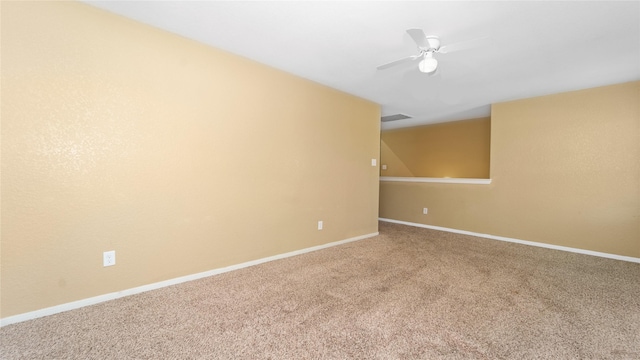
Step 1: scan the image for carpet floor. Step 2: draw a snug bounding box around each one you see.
[1,221,639,359]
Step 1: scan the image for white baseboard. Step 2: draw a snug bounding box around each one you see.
[1,232,379,327]
[379,218,640,264]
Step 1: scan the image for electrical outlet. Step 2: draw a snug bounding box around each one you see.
[382,164,387,170]
[318,221,323,230]
[103,250,116,267]
[423,208,428,215]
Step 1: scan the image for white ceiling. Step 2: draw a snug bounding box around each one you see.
[85,1,640,130]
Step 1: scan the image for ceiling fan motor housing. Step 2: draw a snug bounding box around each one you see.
[424,36,441,51]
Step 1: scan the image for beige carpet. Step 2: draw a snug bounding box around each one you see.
[1,221,639,359]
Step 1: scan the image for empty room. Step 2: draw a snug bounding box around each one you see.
[1,1,639,359]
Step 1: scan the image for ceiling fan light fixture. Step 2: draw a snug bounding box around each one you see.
[419,53,438,73]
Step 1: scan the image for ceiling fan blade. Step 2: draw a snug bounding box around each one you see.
[439,36,489,53]
[406,29,430,49]
[377,55,420,70]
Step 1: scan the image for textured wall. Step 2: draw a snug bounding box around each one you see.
[380,118,491,178]
[380,81,640,258]
[379,140,414,177]
[1,2,380,318]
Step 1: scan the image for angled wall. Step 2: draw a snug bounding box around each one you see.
[380,117,491,178]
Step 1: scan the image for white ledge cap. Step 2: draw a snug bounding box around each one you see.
[380,177,492,184]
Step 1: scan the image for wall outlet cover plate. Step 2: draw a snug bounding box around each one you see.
[103,250,116,267]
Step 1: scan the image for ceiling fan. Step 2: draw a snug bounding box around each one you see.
[377,29,481,74]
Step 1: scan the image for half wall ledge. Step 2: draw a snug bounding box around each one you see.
[380,177,492,185]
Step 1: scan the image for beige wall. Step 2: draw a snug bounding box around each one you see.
[380,81,640,258]
[380,117,491,178]
[380,140,415,177]
[1,2,380,318]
